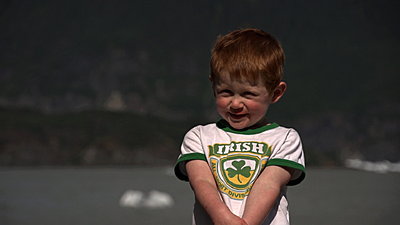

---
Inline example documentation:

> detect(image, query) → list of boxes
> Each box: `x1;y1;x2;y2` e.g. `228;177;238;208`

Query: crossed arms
186;160;292;225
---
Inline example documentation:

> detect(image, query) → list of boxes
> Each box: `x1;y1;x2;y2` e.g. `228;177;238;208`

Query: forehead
214;72;264;86
214;74;267;91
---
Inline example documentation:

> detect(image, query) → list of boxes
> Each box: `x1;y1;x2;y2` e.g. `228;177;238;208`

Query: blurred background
0;1;399;225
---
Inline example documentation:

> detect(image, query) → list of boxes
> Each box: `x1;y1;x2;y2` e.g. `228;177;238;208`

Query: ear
271;82;287;103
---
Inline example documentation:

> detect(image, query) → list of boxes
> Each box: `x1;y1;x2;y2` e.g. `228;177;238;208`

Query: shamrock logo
226;160;251;183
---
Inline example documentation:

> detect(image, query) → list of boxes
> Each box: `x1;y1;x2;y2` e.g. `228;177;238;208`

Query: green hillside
0;108;190;166
0;0;399;166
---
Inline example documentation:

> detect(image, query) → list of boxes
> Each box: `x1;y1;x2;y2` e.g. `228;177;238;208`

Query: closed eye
242;91;258;97
217;89;233;96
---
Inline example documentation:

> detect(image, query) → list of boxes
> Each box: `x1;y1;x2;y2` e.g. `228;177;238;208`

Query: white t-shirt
175;120;305;225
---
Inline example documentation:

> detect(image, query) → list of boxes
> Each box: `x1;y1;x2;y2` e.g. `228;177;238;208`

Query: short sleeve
267;129;305;185
174;126;207;181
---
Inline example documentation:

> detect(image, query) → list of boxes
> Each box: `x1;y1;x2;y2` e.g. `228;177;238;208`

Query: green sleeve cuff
267;158;306;186
174;153;207;181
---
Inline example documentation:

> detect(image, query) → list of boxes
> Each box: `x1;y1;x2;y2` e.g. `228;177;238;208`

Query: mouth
228;113;247;121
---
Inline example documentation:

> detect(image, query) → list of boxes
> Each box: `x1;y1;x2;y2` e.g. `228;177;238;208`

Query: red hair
210;28;285;92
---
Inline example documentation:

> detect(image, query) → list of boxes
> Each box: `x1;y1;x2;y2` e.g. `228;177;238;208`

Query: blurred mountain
0;0;399;166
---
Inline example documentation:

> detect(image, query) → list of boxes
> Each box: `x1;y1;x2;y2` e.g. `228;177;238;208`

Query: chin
227;120;250;130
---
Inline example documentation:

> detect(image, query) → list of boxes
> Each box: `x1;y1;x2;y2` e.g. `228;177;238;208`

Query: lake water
0;167;399;225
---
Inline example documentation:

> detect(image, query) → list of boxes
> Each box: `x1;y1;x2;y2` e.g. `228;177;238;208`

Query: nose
230;96;243;112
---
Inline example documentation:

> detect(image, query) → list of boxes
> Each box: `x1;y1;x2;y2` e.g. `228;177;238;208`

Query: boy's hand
213;213;248;225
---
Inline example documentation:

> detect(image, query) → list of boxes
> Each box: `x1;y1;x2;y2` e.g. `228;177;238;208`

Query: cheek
215;97;228;108
215;98;230;116
246;101;269;114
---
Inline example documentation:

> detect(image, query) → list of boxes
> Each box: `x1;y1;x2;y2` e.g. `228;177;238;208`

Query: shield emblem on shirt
220;155;260;190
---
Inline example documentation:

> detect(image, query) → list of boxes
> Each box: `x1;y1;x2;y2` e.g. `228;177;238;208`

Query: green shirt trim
174;153;207;181
267;158;306;186
216;119;279;135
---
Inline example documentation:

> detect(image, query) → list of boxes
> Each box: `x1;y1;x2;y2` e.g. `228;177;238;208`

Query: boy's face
213;76;275;130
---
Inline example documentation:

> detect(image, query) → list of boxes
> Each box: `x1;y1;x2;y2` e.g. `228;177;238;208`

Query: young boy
174;28;305;225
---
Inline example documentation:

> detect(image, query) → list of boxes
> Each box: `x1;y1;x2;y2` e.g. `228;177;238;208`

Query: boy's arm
186;160;248;225
242;165;292;225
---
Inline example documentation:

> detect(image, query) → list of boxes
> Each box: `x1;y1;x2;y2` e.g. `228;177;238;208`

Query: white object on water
345;159;400;173
119;190;144;207
143;190;174;208
119;190;174;209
